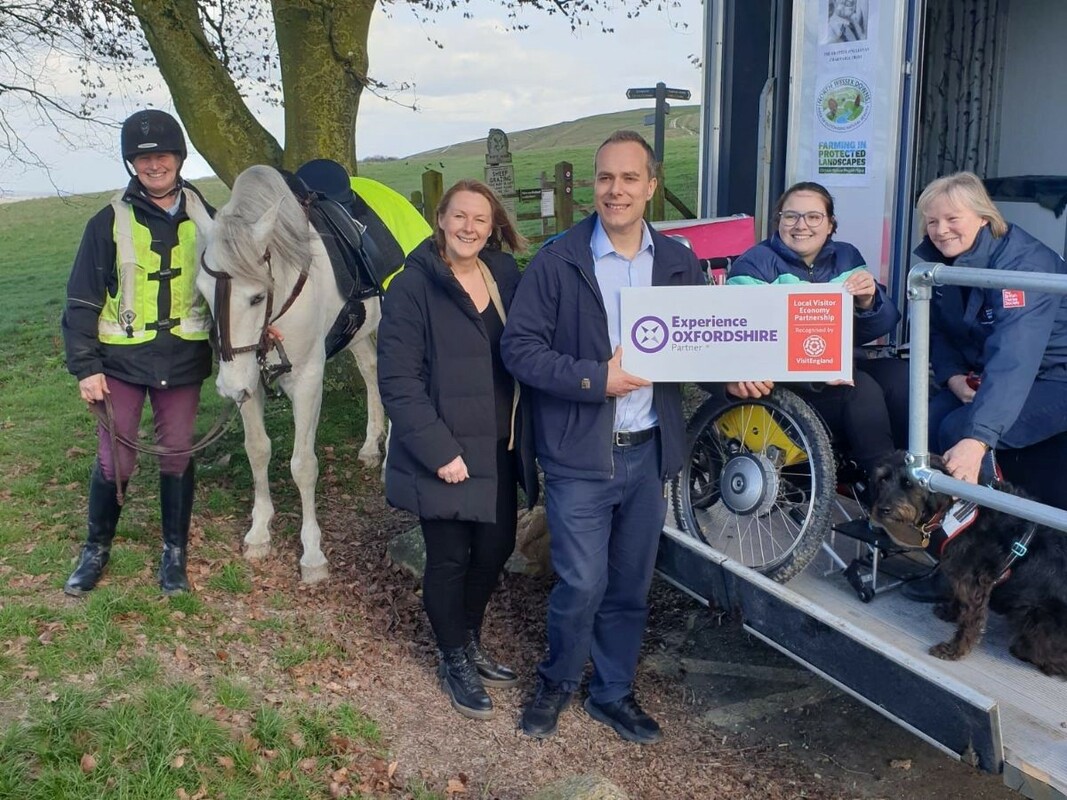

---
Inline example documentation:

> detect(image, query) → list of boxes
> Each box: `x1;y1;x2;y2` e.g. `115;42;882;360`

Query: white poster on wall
788;0;907;285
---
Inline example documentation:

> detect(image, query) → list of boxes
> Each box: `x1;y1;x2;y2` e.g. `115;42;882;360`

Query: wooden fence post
554;161;574;233
409;190;424;218
421;170;443;226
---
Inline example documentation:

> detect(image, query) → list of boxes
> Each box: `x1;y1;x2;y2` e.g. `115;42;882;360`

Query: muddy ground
256;462;1020;800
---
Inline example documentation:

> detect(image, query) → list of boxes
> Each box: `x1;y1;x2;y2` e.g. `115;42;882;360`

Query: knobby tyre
671;387;835;583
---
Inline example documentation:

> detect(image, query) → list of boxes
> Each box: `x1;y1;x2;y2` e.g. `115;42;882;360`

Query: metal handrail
906;262;1067;532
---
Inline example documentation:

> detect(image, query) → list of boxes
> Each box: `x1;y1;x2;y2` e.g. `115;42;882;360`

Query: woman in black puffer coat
377;179;536;721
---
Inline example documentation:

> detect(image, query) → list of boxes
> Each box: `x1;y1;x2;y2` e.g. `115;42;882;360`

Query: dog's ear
929;453;947;473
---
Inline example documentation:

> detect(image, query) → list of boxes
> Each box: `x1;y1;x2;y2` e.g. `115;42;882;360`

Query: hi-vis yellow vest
98;190;212;345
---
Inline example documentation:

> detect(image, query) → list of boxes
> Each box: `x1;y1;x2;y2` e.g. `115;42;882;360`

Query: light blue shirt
591;217;658;433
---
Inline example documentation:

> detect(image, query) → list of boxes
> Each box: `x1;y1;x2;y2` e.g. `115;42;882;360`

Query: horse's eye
250;293;266;307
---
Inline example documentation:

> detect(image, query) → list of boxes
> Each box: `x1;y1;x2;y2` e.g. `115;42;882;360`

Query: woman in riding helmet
61;109;214;596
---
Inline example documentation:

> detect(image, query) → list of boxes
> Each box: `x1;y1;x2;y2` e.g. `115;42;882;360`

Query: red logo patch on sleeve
1002;289;1026;308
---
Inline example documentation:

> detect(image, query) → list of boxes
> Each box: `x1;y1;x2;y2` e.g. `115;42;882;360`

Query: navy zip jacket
729;234;900;350
377;238;536;521
500;214;704;480
915;225;1067;448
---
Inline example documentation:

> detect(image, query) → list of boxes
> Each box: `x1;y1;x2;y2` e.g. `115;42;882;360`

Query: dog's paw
933;602;959;622
929;641;964;660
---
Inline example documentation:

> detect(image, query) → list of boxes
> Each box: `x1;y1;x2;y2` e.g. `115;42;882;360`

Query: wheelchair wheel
671;387;836;583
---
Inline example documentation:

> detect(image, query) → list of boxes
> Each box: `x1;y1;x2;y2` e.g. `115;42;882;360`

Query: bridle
200;246;310;387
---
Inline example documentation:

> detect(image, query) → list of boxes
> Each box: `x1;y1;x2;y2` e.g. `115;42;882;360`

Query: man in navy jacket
502;131;704;743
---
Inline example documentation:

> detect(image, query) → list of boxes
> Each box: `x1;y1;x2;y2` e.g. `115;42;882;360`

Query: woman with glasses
724;181;909;487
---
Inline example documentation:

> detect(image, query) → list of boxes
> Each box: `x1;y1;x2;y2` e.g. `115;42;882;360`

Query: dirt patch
201;460;1015;800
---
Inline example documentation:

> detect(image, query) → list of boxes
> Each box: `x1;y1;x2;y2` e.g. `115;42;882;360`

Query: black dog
869;451;1067;677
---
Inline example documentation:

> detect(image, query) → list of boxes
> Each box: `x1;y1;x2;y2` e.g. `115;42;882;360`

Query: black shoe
521;679;572;739
64;463;123;597
465;628;518;688
159;464;194;595
438;647;493;720
583;694;662;744
900;568;952;604
64;543;111;597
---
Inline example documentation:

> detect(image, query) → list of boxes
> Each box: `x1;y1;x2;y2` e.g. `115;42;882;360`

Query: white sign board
620;284;854;382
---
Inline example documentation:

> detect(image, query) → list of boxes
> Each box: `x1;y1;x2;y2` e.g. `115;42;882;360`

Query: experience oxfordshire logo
631;316;669;353
630;313;779;355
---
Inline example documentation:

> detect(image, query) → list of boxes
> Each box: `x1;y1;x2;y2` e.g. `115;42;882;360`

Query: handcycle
658;217;928;597
671;380;933;599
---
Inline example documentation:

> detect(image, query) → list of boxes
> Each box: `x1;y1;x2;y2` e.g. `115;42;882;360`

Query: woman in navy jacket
916;171;1067;486
377;179;535;722
726;181;909;481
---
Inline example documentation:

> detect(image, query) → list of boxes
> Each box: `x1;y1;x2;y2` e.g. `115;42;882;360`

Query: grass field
0;110;701;798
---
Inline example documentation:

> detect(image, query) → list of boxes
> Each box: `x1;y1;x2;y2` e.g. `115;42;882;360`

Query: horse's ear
251;200;281;253
929;453;947;472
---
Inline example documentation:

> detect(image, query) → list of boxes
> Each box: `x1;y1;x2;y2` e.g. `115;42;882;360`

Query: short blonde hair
916;171;1008;238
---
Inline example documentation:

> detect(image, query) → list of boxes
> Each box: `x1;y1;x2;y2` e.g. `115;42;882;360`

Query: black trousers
792;357;910;474
420;439;518;650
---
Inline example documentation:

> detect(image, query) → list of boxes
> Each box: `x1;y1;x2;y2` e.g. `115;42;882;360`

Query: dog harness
922;500;1037;584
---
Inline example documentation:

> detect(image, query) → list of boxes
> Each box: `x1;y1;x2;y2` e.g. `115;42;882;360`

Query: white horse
195;165;386;583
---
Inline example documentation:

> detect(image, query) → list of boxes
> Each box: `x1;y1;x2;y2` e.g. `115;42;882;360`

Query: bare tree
12;0;677;187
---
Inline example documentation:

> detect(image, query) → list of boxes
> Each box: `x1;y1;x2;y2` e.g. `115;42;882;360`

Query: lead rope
94;393;238;505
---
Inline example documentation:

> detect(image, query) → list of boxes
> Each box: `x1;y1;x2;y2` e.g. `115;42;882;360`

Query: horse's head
197;166;312;402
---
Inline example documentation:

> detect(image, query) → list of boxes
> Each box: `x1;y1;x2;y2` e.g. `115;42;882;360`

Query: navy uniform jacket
915;225;1067;448
729;234;900;350
500;214;704;481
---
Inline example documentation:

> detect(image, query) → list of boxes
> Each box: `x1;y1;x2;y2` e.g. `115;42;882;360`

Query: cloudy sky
3;1;705;197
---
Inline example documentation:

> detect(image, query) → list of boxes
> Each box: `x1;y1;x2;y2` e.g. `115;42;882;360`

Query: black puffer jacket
377;238;536;521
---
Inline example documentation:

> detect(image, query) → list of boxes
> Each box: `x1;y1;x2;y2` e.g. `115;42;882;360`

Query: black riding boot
159;462;195;595
465;628;519;688
438;647;494;720
64;463;123;597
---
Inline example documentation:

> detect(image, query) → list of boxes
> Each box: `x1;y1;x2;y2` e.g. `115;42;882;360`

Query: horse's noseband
200;247;308;386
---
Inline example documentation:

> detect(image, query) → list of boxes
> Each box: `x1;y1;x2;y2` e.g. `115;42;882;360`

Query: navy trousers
539;435;665;704
930;378;1067;452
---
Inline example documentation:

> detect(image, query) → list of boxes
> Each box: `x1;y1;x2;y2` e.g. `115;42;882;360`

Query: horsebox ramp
656;526;1067;800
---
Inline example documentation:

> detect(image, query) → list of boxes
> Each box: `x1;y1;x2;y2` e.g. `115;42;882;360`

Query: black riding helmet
120;109;187;176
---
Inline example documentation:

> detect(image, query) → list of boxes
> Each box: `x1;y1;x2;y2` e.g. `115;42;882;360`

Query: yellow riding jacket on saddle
350;177;432;289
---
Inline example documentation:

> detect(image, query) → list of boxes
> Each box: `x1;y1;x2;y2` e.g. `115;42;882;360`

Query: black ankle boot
65;463;123;597
901;566;952;604
159;462;194;595
438;647;493;720
465;628;518;688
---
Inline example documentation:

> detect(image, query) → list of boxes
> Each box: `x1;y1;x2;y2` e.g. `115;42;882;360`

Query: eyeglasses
778;210;827;227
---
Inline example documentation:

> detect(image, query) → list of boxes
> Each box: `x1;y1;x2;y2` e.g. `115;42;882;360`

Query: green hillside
399;105;700;160
1;107;701;229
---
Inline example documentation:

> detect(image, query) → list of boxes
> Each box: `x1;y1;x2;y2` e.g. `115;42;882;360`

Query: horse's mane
213;165;312;283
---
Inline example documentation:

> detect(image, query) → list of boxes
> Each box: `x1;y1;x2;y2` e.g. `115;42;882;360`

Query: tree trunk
272;0;375;173
133;0;283;185
132;0;376;185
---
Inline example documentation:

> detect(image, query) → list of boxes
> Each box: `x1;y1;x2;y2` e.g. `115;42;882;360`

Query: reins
91;393;238;505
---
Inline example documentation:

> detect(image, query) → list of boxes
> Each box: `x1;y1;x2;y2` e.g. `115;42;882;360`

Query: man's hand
946;374;977;404
725;380;775;399
79;373;109;404
436;455;470;484
605;346;651;398
943;438;988;485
